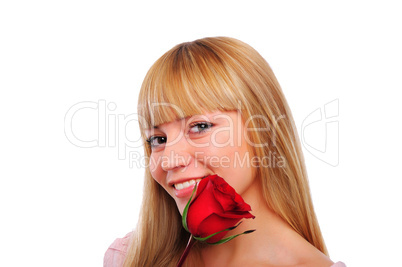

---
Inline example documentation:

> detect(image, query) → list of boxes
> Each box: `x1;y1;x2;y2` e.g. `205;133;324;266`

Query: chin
175;201;185;216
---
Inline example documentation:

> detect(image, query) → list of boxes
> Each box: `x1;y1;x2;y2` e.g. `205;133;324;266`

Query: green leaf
182;183;198;232
209;229;256;245
192;222;243;242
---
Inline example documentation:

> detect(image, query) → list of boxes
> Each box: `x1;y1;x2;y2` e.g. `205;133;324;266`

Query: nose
161;132;193;172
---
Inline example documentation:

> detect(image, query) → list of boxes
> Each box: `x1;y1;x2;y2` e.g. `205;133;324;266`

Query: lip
174;183;198;198
168;176;206;187
169;175;210;198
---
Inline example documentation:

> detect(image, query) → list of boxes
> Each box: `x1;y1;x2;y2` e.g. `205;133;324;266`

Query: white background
1;1;401;266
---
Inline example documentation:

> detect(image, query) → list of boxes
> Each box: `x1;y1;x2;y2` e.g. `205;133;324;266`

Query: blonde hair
124;37;328;267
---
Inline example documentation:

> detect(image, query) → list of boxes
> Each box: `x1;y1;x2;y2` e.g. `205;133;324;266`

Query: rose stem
176;235;196;267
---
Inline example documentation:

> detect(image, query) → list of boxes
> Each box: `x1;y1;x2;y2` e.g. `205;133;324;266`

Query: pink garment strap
331;261;347;267
103;232;132;267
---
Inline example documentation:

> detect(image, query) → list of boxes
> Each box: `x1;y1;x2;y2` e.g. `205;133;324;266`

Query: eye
188;122;213;134
146;136;167;148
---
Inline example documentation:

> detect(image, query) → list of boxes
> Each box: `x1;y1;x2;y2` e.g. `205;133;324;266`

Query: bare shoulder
230;248;333;267
281;232;334;267
297;243;334;267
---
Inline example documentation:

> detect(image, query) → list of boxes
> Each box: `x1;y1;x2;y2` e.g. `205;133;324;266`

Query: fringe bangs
137;41;246;130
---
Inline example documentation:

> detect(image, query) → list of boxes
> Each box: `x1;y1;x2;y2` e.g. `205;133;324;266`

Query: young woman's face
145;110;258;214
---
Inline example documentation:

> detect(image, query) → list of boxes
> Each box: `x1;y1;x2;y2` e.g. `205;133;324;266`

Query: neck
198;181;330;266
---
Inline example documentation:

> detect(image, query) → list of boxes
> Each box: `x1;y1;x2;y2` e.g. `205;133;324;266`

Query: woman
104;37;345;266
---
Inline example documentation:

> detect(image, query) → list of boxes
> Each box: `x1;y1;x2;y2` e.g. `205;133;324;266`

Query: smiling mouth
174;178;202;190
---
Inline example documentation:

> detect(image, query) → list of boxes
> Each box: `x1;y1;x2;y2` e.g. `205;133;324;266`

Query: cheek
205;130;255;195
207;126;251;168
149;154;163;184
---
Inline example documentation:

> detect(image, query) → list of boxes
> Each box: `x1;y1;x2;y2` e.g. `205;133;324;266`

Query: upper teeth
174;178;202;190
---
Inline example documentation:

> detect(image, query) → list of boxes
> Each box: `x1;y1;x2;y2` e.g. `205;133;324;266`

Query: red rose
186;175;255;243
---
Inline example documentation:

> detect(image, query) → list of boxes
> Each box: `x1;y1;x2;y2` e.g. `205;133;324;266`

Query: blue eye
146;136;166;148
146;122;212;148
189;122;213;134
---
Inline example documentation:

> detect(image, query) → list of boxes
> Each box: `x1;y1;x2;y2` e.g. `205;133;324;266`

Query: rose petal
196;213;240;243
191;176;209;202
187;180;223;234
185;174;255;244
215;210;255;219
213;188;237;211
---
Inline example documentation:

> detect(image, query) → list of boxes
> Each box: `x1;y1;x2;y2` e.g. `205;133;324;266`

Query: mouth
173;178;202;190
172;175;209;198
